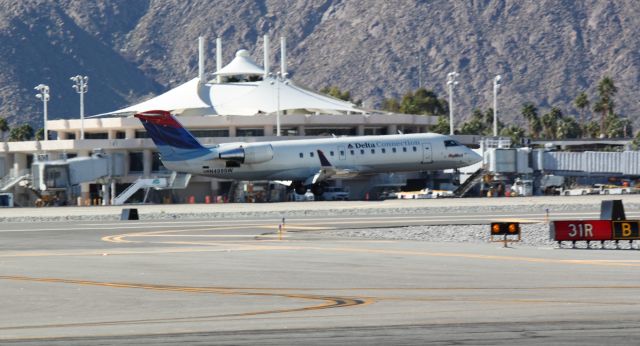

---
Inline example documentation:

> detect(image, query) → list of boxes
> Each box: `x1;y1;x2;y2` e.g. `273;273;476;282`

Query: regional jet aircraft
135;110;482;196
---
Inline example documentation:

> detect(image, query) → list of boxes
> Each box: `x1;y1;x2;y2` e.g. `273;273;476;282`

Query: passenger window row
299;146;418;158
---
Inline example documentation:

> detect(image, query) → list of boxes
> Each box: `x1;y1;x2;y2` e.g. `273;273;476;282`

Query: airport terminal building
0;38;439;206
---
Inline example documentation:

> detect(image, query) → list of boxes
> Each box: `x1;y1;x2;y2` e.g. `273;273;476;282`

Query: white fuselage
160;133;481;181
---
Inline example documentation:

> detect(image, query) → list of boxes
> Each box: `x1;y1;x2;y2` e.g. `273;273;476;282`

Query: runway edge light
490;222;520;235
490;222;521;247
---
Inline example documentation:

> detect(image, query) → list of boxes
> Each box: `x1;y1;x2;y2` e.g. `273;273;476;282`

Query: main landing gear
291;181;326;197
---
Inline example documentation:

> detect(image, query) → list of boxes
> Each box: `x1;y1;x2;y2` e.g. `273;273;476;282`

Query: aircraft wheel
293;182;307;195
311;184;325;196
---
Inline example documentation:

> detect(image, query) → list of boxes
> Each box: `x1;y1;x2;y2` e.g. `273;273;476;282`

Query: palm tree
541;107;563;139
500;125;526;144
531;117;542;139
0;117;8;141
521;103;539;138
573;92;589;137
8;124;33;141
431;116;450;134
382;98;400;112
35;128;45;141
556;117;581;139
584;121;600;138
604;114;632;138
459;109;489;135
594;77;617;137
320;86;351;101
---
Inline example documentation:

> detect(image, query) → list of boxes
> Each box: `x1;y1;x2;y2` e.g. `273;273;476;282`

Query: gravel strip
2;201;639;223
322;223;640;249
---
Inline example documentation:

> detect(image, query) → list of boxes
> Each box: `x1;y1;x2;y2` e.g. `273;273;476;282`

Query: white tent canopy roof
100;76;363;117
104;77;211;115
209;78;362;115
214;49;265;76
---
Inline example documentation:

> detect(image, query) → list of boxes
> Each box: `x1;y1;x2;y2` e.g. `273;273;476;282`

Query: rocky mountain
0;0;638;132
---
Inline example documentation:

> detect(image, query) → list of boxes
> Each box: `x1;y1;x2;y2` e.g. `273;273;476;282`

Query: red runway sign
552;220;612;241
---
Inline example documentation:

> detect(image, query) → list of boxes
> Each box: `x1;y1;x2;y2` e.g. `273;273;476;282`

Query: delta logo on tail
135;110;211;161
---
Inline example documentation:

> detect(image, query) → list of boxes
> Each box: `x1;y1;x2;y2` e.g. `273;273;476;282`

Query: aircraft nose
465;149;482;166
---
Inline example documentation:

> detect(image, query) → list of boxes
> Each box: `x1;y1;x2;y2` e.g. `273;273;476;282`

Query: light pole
493;74;502;137
70;75;88;139
446;72;459;135
34;84;50;141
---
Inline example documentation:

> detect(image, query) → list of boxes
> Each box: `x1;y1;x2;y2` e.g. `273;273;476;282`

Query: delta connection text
348;139;422;149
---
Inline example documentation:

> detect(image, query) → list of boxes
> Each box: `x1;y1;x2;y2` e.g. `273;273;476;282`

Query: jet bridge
30;151;191;205
31;151;124;191
484;148;640;177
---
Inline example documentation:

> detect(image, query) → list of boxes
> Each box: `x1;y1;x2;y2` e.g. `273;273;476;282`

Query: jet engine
218;144;274;164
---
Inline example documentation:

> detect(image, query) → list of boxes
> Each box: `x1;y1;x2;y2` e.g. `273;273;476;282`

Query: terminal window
135;131;149;138
85;132;108;140
129;152;144;172
151;152;168;172
192;129;230;137
280;128;299;136
237;128;264;137
364;127;388;136
305;127;356;136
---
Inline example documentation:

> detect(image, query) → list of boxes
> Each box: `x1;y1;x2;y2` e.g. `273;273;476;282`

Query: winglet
317;150;333;167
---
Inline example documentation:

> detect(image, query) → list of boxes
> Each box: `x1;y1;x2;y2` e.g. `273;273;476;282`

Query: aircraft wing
272;180;293;186
304;150;361;185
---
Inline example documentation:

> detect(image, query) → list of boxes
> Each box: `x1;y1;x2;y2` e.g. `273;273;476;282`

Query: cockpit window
444;140;460;147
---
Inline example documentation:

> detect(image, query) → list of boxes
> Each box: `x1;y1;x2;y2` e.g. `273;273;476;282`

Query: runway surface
2;201;640;344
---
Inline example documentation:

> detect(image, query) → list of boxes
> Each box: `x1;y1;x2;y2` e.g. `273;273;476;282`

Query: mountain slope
0;0;638;132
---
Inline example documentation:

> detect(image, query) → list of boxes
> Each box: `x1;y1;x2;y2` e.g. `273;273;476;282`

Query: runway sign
552;220;612;241
490;222;520;236
612;221;640;240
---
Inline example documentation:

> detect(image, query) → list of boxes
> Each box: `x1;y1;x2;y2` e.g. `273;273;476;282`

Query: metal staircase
113;177;168;205
227;181;246;203
453;168;485;197
0;169;31;192
113;171;193;205
167;172;191;189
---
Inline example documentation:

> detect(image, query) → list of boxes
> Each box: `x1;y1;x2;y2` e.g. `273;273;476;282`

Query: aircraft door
422;143;433;164
338;146;346;161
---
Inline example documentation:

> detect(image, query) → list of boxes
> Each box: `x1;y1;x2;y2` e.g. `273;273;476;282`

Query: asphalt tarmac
2;199;640;345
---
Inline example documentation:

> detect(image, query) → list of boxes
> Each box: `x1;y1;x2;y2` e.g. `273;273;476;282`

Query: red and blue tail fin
134;110;211;161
